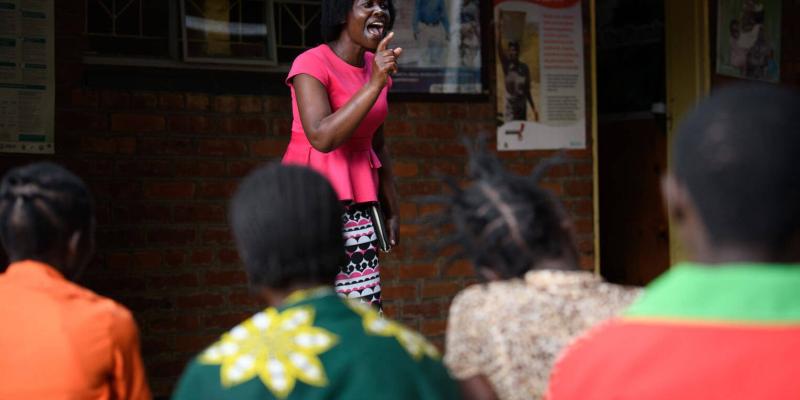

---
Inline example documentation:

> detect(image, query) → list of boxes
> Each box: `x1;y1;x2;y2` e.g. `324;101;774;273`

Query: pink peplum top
282;44;391;204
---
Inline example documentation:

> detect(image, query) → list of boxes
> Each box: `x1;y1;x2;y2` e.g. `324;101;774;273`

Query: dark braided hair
0;162;94;263
424;140;578;279
229;163;345;289
321;0;396;42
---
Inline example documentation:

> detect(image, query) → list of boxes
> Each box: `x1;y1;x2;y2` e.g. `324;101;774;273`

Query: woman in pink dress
282;0;402;309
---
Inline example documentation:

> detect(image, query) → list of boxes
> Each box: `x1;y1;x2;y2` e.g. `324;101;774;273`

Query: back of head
229;163;344;289
430;141;578;279
0;162;94;265
673;84;800;255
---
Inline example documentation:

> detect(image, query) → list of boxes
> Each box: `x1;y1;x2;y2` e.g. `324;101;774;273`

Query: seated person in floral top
429;143;639;400
173;163;458;400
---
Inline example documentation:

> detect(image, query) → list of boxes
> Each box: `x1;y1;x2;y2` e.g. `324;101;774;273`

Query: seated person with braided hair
430;144;639;400
173;163;458;400
0;162;151;399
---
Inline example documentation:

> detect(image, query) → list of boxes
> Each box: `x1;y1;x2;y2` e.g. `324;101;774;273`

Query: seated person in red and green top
172;163;458;400
546;84;800;399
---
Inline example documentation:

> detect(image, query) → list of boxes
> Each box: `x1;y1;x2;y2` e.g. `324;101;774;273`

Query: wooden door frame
590;0;599;274
591;0;711;273
664;0;711;263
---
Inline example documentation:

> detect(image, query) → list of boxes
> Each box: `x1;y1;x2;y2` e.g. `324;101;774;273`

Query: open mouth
366;21;385;39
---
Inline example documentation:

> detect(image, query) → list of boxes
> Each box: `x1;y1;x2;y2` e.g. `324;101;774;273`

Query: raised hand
371;32;403;87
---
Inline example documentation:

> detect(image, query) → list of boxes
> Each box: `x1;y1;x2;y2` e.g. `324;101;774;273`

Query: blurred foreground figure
0;162;151;400
430;143;638;400
172;163;458;400
547;84;800;399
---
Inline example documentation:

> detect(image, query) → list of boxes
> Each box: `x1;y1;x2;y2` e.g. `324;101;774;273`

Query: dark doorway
597;0;670;286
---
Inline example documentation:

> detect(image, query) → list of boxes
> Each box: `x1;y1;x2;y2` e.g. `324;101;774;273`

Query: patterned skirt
337;203;382;309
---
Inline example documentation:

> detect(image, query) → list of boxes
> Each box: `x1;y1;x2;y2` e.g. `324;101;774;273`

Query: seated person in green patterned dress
172;163;459;400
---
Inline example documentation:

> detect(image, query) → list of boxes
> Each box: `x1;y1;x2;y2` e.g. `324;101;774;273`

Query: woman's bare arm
294;34;402;153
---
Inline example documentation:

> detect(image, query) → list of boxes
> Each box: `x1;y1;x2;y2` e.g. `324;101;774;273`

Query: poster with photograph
716;0;780;82
495;0;585;151
390;0;484;93
0;0;54;154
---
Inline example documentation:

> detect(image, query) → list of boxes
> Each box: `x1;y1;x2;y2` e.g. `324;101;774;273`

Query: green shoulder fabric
625;262;800;323
172;291;459;400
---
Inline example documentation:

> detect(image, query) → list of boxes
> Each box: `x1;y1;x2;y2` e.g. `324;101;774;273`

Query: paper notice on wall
0;0;54;154
495;0;586;151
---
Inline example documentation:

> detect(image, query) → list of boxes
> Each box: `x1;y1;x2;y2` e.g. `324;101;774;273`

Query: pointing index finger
377;31;394;52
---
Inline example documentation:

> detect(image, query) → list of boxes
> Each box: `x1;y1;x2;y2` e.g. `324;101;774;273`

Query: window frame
179;0;279;66
83;0;297;72
81;0;492;101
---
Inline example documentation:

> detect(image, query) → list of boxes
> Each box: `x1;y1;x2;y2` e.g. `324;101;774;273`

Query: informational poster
390;0;484;94
0;0;54;154
495;0;585;151
716;0;780;82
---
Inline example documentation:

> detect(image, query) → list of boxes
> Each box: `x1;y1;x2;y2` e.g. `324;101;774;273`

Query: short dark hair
673;84;800;254
508;41;520;50
0;162;94;262
321;0;396;42
229;163;345;289
426;140;577;279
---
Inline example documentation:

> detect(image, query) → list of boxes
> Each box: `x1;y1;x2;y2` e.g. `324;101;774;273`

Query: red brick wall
0;1;594;396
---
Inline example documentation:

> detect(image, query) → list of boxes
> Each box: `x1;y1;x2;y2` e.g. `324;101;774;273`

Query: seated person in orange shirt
0;162;151;400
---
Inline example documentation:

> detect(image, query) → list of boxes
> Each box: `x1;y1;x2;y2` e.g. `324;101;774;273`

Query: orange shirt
0;260;151;400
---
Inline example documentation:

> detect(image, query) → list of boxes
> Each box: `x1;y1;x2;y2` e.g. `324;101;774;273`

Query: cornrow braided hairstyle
229;163;345;289
423;139;578;279
0;162;94;262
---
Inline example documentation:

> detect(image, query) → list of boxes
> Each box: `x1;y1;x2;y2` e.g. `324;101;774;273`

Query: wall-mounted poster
0;0;55;154
716;0;781;82
390;0;484;94
495;0;585;151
